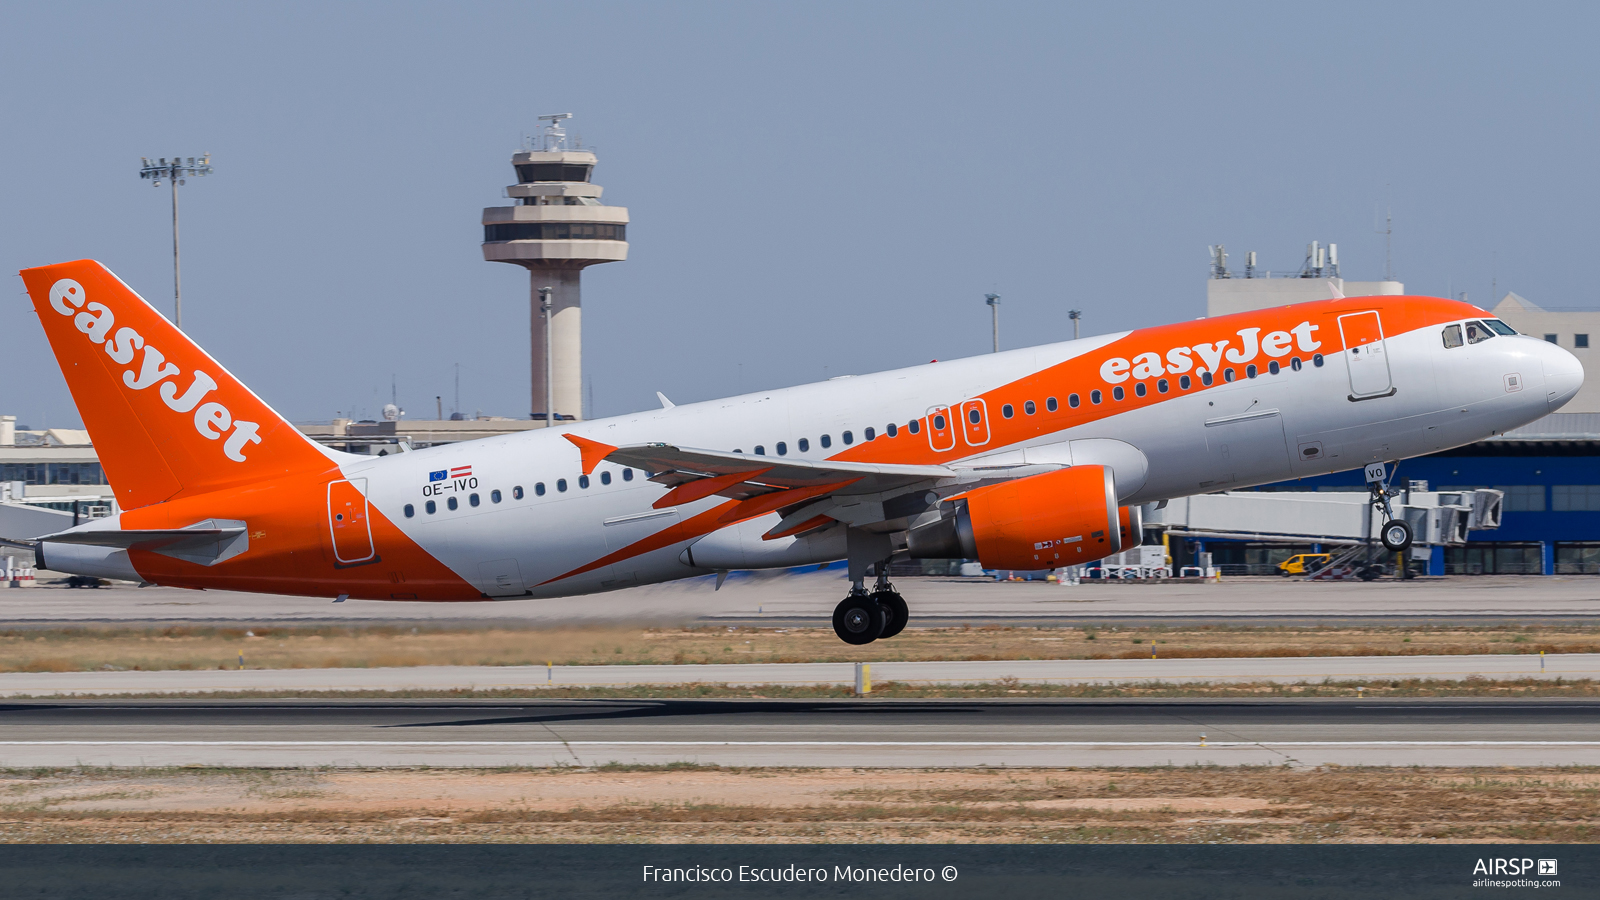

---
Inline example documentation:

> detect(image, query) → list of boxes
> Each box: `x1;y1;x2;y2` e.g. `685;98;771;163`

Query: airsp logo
1472;858;1553;876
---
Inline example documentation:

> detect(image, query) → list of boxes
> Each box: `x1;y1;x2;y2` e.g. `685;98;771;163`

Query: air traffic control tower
482;114;628;423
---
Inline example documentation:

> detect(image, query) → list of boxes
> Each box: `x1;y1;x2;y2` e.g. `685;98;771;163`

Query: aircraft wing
565;435;1061;539
611;443;956;496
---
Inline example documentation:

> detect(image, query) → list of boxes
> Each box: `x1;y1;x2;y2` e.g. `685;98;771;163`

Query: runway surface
5;571;1600;626
1;697;1596;768
0;652;1592;697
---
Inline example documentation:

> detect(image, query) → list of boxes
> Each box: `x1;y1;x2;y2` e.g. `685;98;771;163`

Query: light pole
1068;308;1082;340
984;293;1001;353
539;286;554;427
139;154;213;329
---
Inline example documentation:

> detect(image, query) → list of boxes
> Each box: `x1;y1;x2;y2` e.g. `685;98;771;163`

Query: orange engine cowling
906;465;1122;569
1119;503;1143;552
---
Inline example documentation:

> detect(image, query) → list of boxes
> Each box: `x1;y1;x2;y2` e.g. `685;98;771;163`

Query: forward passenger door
1338;311;1394;398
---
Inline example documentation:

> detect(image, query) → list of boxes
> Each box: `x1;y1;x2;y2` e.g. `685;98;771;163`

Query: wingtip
562;433;618;476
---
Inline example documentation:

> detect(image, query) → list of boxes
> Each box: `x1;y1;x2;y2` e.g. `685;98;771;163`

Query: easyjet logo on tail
1099;322;1324;384
48;278;262;462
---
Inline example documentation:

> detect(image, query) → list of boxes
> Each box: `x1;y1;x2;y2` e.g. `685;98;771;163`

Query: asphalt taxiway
1;698;1594;768
4;571;1600;626
0;652;1592;697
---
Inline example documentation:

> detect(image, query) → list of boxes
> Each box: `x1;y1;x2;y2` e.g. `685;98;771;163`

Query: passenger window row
734;420;924;457
731;349;1337;461
719;344;1349;465
992;354;1327;416
403;467;639;518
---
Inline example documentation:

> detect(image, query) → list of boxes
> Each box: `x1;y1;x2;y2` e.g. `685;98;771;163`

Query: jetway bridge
1144;489;1504;578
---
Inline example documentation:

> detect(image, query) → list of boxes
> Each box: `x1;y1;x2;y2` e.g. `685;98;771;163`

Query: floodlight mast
138;154;213;328
985;293;1001;353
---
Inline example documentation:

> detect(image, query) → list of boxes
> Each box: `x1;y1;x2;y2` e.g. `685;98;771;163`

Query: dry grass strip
0;765;1595;844
0;623;1594;673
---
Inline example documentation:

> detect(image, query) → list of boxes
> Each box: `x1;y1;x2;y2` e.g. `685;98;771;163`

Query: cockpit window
1442;324;1464;348
1485;319;1518;336
1465;320;1496;344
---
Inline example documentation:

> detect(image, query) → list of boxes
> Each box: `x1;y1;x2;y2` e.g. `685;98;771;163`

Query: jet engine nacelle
906;465;1123;569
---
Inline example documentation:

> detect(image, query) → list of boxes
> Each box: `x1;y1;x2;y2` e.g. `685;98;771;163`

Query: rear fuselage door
1338;310;1394;398
327;478;377;565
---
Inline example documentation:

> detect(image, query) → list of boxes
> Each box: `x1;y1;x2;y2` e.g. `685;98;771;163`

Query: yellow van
1278;553;1333;576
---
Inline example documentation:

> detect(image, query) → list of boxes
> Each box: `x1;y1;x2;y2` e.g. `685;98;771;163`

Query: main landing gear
832;570;908;645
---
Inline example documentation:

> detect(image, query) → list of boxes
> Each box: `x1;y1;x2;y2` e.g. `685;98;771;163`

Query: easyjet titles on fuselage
1098;321;1323;384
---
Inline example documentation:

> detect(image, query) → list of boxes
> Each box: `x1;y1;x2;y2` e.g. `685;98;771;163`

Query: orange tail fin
20;260;337;510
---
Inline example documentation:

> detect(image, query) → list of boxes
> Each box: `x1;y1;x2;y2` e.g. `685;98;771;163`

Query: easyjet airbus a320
13;260;1585;643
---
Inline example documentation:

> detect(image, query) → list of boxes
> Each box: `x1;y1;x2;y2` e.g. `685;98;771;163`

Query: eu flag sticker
429;470;447;482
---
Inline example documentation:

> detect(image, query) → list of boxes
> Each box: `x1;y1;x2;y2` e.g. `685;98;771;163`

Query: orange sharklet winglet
653;467;774;510
563;434;618;476
762;514;833;541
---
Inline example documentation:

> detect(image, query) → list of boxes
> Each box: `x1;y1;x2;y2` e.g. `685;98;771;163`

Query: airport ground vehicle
1277;553;1333;576
12;261;1583;643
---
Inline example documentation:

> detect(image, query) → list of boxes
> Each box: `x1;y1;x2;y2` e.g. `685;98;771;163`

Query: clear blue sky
4;1;1596;429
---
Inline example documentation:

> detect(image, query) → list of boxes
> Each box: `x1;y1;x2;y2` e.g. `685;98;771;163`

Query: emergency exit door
926;405;956;452
327;478;377;565
960;399;991;447
1338;310;1394;398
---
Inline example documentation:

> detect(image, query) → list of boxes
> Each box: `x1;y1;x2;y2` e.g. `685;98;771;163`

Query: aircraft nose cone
1541;340;1585;411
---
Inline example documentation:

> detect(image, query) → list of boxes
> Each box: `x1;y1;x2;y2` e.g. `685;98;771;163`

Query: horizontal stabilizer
38;527;242;549
38;519;249;567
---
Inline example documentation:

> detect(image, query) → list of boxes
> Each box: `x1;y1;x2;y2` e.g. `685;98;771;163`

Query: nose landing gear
831;568;910;644
1366;461;1414;552
1381;518;1413;553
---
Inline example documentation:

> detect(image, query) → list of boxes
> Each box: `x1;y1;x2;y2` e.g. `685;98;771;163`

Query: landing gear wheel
873;591;908;639
833;594;886;645
1380;519;1413;552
